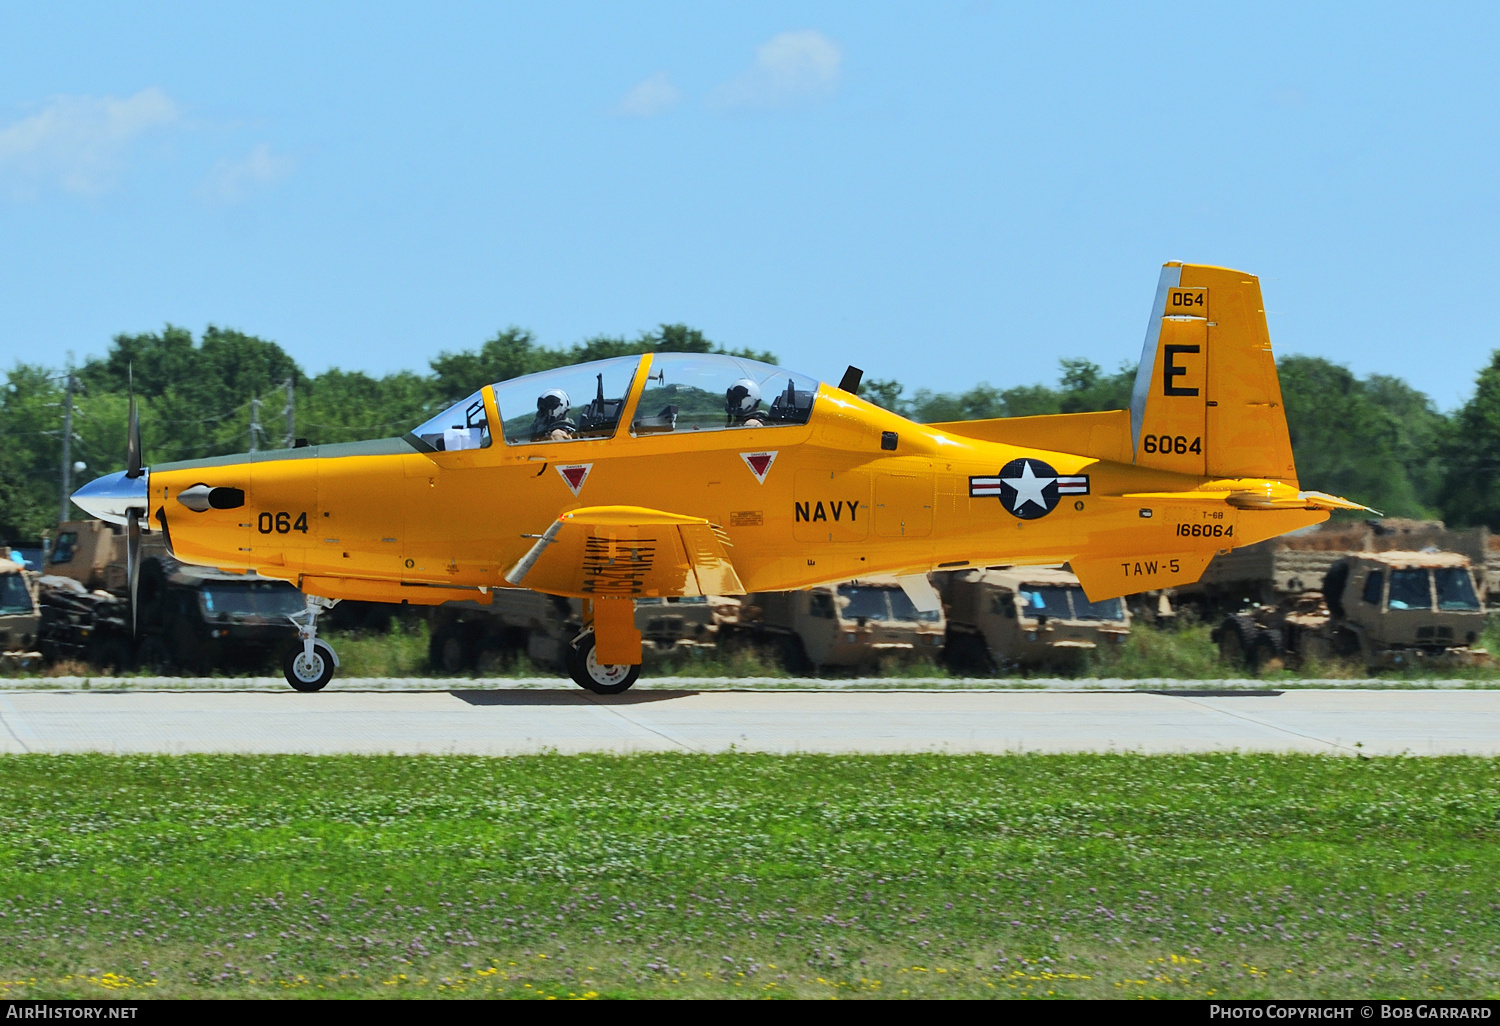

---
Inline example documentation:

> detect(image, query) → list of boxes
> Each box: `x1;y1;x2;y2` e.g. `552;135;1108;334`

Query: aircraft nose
72;469;149;526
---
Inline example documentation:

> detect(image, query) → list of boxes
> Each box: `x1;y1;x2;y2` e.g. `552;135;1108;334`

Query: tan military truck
934;566;1130;674
427;592;735;674
0;552;43;672
36;519;301;672
1180;518;1493;615
1214;550;1491;673
722;576;946;674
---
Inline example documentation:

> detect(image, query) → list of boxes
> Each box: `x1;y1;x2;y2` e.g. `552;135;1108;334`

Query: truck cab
0;556;42;672
1325;551;1488;666
937;566;1131;674
731;576;946;674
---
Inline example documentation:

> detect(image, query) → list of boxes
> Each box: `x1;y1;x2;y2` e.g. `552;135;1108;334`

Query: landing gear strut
284;594;340;692
565;597;641;694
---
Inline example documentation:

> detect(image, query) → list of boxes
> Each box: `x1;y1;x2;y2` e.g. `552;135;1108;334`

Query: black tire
284;640;336;692
136;636;173;673
1247;630;1286;675
1215;616;1256;669
565;629;640;694
1331;625;1362;659
944;631;996;676
428;622;473;674
778;633;812;676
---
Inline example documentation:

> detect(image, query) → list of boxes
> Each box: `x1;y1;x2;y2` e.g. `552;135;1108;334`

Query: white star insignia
1004;461;1055;513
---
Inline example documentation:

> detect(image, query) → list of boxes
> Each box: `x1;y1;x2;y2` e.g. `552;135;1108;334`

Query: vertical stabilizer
1128;263;1297;483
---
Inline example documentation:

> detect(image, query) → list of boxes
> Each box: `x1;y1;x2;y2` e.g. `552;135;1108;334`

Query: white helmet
538;389;570;417
726;378;761;416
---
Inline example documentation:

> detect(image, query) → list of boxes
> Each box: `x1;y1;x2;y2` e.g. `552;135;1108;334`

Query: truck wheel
779;634;812;676
428;623;472;674
1330;626;1362;659
284;641;336;692
1248;631;1286;674
944;632;996;676
1216;616;1255;669
565;629;640;695
137;636;172;673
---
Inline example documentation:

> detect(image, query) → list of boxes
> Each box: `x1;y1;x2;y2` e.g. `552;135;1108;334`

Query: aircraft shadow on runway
1142;689;1284;697
449;689;699;706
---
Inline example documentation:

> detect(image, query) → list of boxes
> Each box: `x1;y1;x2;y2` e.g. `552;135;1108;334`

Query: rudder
1128;263;1297;483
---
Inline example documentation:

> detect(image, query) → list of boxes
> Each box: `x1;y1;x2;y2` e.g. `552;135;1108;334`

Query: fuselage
115;366;1321;604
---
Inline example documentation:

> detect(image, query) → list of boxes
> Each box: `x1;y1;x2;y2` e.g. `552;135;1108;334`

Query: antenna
282;377;295;448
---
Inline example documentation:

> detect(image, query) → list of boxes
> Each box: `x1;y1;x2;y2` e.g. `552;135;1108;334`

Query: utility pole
58;372;76;523
249;395;262;453
282;377;295;448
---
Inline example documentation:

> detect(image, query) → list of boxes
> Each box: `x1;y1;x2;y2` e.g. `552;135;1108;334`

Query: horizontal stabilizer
505;505;745;598
1071;551;1216;603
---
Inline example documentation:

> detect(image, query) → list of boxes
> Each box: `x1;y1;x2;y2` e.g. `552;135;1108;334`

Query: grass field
0;753;1498;999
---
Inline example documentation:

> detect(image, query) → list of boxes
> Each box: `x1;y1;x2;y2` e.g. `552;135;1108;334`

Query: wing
504;505;745;598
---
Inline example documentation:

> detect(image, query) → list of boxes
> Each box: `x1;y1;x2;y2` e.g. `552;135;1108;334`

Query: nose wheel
284;594;340;691
284;640;337;692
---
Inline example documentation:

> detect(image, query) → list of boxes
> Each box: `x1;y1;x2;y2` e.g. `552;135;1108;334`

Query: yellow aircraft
74;263;1364;692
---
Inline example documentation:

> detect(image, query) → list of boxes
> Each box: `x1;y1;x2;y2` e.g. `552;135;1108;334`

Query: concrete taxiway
0;687;1497;756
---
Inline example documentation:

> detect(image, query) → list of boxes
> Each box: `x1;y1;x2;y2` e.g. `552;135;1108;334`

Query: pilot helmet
725;378;761;417
537;388;570;419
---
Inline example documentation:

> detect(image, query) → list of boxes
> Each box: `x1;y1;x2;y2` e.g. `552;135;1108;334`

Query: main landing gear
284;594;340;692
565;597;642;695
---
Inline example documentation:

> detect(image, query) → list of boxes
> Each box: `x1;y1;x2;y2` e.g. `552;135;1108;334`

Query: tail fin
1128;263;1297;483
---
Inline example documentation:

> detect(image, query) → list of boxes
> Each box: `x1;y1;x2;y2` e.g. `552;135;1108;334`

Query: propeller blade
127;507;141;636
126;383;142;480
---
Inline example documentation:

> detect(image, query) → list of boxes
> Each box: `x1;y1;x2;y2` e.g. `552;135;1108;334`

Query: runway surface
1;687;1498;756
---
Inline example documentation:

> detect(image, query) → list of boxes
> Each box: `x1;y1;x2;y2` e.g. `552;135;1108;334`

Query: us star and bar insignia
969;458;1088;520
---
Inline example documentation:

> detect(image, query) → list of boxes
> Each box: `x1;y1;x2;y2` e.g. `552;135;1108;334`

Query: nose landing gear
284;594;340;691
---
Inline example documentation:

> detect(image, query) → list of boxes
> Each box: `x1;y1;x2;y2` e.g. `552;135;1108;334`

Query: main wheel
284;640;336;692
565;629;640;694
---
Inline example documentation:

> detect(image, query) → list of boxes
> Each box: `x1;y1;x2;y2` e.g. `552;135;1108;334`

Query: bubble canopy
408;354;821;451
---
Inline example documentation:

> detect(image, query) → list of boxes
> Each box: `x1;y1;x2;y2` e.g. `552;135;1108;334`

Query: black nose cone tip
71;469;149;525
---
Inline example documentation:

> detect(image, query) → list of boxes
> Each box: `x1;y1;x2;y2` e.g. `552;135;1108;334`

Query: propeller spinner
71;378;150;634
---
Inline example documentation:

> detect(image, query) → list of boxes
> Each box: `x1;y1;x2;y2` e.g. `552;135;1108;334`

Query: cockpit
407;353;819;452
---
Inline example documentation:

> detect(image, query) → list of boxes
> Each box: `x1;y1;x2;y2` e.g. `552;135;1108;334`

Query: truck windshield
1434;568;1481;611
838;585;895;622
1018;586;1071;617
201;581;306;618
887;587;942;623
1018;585;1124;621
1386;569;1432;611
0;574;31;615
1070;589;1126;621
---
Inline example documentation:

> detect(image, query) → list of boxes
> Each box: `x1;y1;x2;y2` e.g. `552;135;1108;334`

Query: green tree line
4;322;1499;542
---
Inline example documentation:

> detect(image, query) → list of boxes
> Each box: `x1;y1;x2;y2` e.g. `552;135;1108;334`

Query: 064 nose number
257;511;309;534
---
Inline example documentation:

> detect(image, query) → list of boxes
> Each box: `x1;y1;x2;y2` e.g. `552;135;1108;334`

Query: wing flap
505;505;744;598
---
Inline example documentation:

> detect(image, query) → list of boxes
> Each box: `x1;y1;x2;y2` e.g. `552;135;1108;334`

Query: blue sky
2;3;1498;408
